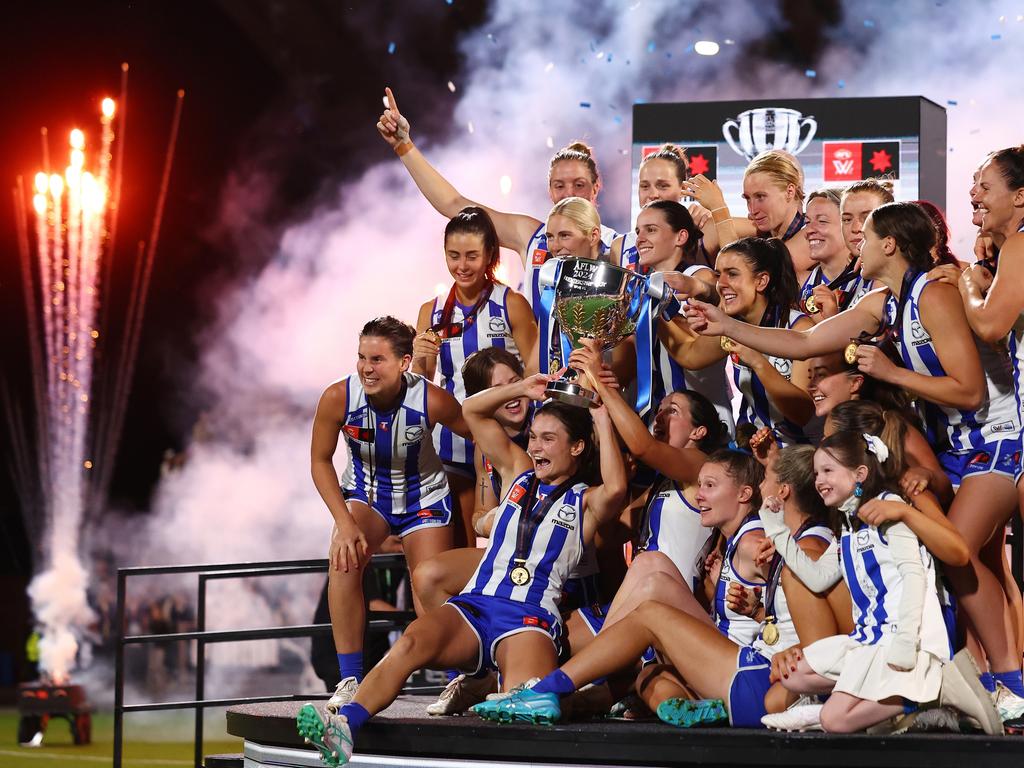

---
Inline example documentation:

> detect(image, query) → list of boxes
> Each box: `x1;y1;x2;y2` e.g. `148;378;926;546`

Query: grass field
0;708;242;767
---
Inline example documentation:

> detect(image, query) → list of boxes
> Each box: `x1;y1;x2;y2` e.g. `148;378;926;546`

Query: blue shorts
575;601;610;636
343;491;452;537
727;646;771;727
939;436;1023;489
446;593;562;675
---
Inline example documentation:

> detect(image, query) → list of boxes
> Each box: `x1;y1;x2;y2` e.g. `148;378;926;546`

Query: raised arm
412;299;439;380
463;374;549;478
684;289;887;361
581;405;628;542
377;87;541;260
958;235;1024;342
857;494;968;567
471;446;500;538
658;314;729;370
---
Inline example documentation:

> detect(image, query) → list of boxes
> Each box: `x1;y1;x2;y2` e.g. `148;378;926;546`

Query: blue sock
901;698;919;715
993;669;1024;697
979;672;996;693
337;652;363;682
338;703;370;735
531;669;576;697
446;669;460;683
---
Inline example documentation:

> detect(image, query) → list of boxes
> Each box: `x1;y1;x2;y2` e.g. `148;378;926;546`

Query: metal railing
112;555;416;768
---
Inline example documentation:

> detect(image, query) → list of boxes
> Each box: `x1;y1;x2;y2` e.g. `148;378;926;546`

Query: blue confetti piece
387;41;396;54
635;98;647;105
805;69;817;78
837;79;845;88
580;102;592;108
607;53;613;62
666;52;672;58
863;19;875;27
647;41;656;52
684;44;694;53
590;40;597;51
614;115;623;124
947;99;958;105
446;0;453;4
992;33;1002;40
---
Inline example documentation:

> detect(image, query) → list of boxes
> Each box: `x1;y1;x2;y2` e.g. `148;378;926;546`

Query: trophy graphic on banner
722;107;817;162
538;258;670;407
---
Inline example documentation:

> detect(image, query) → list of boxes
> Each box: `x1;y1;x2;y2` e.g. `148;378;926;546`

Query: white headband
863;433;889;463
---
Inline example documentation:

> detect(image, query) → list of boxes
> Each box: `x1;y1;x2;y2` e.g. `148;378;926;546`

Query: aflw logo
832;148;855;175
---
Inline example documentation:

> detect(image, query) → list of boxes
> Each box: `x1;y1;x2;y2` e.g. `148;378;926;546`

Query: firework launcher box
17;681;92;746
630;96;946;224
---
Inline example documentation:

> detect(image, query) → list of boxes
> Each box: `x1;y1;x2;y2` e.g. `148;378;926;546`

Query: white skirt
803;634;942;703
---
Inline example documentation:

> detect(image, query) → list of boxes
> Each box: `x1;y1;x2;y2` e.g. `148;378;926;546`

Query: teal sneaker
656;697;728;728
296;703;354;766
474;688;562;725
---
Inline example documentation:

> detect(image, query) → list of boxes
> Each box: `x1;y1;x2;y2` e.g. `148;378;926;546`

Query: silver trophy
722;107;817;162
538;258;670;407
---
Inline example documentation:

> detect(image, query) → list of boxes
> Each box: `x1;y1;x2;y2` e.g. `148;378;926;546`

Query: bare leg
411;548;483;612
945;475;1019;673
494;631;560;690
328;503;391;654
819;692;903;733
982;525;1024;657
778;656;836;696
352;606;479;715
563;609;597;657
400;524;454;617
635;663;694;711
601;551;685;631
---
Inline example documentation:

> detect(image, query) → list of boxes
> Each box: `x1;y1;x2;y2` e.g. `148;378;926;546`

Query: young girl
661;237;815;447
297;373;627;766
474;450;780;728
412;208;536;546
759;431;1001;734
309;317;470;714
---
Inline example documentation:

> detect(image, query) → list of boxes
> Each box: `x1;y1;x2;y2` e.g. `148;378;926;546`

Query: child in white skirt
758;430;1000;733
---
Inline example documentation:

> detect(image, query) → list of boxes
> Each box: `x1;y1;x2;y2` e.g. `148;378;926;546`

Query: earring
854;481;864;498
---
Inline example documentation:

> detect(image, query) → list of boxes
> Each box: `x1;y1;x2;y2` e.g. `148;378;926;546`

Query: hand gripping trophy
538;257;671;407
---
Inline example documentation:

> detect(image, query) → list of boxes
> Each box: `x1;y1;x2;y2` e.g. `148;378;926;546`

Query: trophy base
545;380;599;408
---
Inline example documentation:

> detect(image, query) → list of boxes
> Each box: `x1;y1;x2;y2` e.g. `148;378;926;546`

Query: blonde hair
744;150;805;201
549;141;599;184
547;196;601;237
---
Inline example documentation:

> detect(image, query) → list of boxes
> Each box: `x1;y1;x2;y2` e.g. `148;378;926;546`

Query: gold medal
425;328;441;345
804;295;820;314
720;337;735;352
761;619;780;646
549;357;561;373
509;565;532;586
844;342;860;365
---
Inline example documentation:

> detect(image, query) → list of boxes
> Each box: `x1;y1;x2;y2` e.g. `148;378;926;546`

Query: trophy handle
646;272;667;300
722;119;745;159
537;256;563;288
794;116;817;156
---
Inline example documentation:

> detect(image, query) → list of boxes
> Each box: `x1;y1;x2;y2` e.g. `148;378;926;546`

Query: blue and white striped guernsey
751;522;834;659
1010;224;1024;428
462;470;588;618
430;283;522;467
339;372;450;515
637;475;712;593
885;272;1020;452
840;492;949;658
798;263;873;313
732;308;811;446
713;513;767;647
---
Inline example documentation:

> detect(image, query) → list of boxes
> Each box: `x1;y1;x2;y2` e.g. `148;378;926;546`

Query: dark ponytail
867;202;936;272
721;236;800;317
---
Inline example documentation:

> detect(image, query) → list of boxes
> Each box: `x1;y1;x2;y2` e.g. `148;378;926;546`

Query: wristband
394;141;414;157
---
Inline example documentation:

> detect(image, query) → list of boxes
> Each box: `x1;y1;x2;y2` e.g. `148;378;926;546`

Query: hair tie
727;440;753;456
863;433;889;463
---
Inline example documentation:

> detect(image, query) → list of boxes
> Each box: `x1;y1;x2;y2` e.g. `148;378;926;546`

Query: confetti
805;69;817;78
580;102;592;108
613;115;623;124
607;53;613;62
467;121;474;134
991;33;1002;40
947;99;958;105
647;41;656;52
837;79;846;89
546;136;554;149
387;41;396;54
595;50;605;59
544;62;554;72
863;19;875;27
724;39;735;45
447;81;456;93
499;175;512;195
694;40;719;56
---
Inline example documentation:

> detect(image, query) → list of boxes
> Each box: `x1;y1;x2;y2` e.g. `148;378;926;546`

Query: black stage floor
226;695;1024;768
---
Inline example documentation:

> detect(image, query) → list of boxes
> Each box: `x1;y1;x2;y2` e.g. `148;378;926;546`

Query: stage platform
226;695;1024;768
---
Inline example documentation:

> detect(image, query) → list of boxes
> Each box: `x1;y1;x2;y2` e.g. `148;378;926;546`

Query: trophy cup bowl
539;257;651;407
722;107;817;162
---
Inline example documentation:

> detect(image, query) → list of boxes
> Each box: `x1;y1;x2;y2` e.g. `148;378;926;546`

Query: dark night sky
0;0;491;577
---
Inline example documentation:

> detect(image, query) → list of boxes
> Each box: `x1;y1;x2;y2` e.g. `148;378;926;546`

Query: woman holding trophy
411;207;537;547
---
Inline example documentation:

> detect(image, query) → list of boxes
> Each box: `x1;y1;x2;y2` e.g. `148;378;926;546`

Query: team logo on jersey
483;457;493;474
379;421;390;432
969;451;992;466
488;316;508;334
404;426;424;443
343;424;374;442
557;504;577;522
509;484;527;505
522;615;550;629
532;249;549;266
909;319;927;343
774;358;792;378
855;530;871;549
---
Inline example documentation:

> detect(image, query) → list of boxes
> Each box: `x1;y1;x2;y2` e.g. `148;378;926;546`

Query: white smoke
127;0;1020;682
27;552;94;684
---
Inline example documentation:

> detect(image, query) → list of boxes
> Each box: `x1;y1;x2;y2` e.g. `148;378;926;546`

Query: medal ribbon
779;211;807;242
635;276;683;419
511;471;581;572
432;280;494;338
538;274;559;374
763;518;825;621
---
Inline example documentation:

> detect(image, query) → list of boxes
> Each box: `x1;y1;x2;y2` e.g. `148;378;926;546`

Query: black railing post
1011;516;1023;591
193;573;207;768
113;568;127;768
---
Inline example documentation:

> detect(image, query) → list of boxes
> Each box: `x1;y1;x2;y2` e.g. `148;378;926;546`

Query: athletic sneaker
607;694;654;721
483;677;540;702
473;687;561;725
941;650;1003;734
761;702;823;732
995;682;1024;722
656;697;728;728
296;704;353;767
326;677;359;715
426;672;498;716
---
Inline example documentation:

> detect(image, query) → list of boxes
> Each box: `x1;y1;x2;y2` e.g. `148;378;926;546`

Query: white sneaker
426;672;498;716
941;650;1003;734
995;682;1024;722
761;702;823;732
484;676;540;702
326;676;359;715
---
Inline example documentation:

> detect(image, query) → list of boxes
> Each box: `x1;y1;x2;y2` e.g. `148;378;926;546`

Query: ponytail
721;236;800;316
